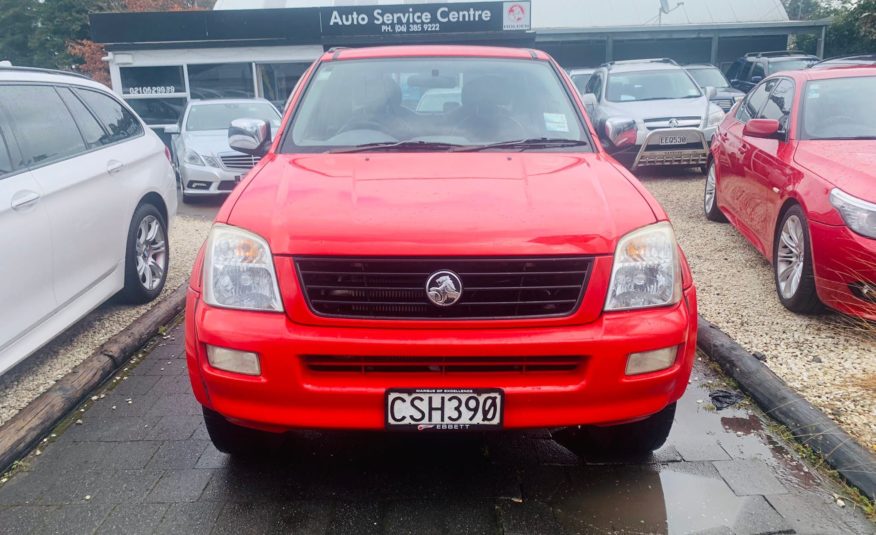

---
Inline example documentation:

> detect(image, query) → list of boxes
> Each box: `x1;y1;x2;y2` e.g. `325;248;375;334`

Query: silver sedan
167;99;281;202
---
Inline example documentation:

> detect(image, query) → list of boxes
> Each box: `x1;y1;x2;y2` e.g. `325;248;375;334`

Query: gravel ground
639;169;876;450
0;214;213;427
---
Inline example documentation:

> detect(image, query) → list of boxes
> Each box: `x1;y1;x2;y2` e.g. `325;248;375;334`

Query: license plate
659;135;688;145
386;388;503;430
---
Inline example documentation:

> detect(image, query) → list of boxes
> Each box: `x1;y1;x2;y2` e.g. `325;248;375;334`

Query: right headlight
184;149;205;166
829;188;876;239
605;222;682;312
203;224;284;312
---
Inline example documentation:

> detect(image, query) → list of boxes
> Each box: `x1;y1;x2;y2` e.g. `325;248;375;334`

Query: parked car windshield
186;102;280;132
768;58;818;75
686;67;730;89
606;70;702;102
801;76;876;140
284;57;590;152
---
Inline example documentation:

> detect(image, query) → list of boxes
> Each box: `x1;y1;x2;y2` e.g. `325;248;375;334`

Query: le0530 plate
385;388;504;431
659;135;688;145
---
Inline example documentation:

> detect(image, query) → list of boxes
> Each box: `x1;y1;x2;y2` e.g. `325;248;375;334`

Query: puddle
551;464;775;534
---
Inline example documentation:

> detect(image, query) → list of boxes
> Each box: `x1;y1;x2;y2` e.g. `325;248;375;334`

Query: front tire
774;206;823;314
554;403;676;460
203;407;281;457
703;161;727;222
119;203;168;304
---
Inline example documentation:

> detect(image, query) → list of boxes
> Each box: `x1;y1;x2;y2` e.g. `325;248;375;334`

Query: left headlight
203;224;284;312
705;106;725;127
605;222;682;312
830;188;876;239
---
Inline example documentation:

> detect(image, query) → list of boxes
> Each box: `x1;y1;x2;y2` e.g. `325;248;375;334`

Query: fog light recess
626;347;678;376
206;345;261;376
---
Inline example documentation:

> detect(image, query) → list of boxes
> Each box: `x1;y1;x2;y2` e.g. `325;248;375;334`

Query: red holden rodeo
185;46;698;458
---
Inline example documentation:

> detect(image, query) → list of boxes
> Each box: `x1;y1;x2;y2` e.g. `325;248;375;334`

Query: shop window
126;97;188;126
120;66;184;96
188;63;255;100
257;63;308;109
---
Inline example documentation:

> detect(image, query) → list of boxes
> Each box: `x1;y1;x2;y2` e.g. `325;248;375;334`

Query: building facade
89;0;829;133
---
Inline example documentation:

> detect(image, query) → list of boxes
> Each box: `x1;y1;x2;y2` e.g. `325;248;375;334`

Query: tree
0;1;38;66
68;0;212;84
29;0;104;69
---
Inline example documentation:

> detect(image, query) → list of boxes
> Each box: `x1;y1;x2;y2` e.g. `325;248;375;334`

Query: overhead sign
320;1;531;37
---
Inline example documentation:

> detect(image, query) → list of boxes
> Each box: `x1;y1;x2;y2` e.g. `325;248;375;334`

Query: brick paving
0;323;873;534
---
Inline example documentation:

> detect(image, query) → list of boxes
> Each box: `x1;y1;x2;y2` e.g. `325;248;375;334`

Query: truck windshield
282;57;590;152
606;70;702;102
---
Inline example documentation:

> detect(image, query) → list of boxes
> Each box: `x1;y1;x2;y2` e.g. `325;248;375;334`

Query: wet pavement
0;323;873;535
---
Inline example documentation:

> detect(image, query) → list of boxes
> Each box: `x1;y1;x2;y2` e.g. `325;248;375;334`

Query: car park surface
1;321;873;535
707;67;876;321
0;67;177;378
185;45;699;457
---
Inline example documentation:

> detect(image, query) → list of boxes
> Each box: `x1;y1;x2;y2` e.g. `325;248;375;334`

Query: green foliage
0;0;103;69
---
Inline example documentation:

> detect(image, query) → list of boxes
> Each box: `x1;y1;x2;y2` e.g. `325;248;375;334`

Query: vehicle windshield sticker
544;113;569;133
807;83;820;99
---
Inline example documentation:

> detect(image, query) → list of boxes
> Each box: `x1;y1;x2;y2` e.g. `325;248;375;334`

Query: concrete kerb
697;316;876;502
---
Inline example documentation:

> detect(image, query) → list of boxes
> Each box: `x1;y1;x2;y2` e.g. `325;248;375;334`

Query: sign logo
668;118;679;128
426;270;463;307
503;2;530;30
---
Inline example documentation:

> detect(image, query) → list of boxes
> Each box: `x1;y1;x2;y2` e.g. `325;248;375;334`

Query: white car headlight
705;107;725;127
203;224;284;312
605;222;682;311
830;188;876;239
184;150;205;166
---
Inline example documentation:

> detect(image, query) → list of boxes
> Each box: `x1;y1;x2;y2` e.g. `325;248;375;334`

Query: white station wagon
0;66;177;376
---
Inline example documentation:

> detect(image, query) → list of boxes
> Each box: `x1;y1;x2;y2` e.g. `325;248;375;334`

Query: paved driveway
0;323;872;534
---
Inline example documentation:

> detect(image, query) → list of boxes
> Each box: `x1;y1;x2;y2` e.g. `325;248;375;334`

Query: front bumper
185;286;698;432
179;163;246;196
631;127;713;170
809;220;876;321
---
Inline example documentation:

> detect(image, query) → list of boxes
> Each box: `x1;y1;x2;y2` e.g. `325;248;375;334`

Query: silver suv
581;58;725;171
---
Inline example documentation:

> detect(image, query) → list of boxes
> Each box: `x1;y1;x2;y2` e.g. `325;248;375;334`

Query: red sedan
706;67;876;320
185;46;698;457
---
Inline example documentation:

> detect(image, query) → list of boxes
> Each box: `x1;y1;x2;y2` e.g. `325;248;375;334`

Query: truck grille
644;116;702;130
294;257;593;319
220;153;260;171
303;355;584;374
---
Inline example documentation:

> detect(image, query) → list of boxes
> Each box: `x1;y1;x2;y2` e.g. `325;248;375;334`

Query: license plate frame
659;135;688;145
385;388;504;431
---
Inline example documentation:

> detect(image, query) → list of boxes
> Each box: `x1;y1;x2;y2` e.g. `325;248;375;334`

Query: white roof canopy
212;0;790;29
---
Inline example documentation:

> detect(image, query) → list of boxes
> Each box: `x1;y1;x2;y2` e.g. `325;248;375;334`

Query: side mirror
704;86;718;99
229;118;271;157
164;125;180;135
750;76;763;84
603;118;638;151
743;118;781;139
580;93;598;116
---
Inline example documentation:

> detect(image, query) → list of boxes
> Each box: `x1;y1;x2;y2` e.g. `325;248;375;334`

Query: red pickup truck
184;45;698;458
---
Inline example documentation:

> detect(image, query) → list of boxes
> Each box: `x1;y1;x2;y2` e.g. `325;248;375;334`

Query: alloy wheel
135;215;167;291
704;164;717;214
776;215;805;299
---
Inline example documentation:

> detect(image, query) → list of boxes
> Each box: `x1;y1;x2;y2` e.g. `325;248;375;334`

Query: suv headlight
830;188;876;239
605;222;682;311
203;224;284;312
705;107;725;127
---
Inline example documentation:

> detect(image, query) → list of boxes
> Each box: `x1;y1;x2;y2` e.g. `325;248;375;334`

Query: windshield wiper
455;138;590;152
329;141;464;154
